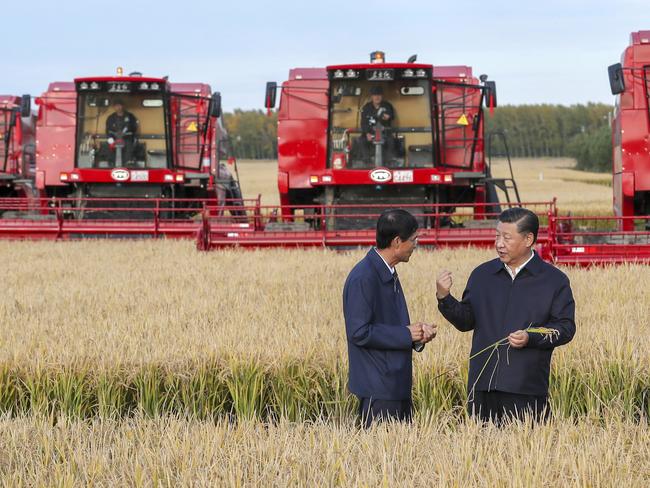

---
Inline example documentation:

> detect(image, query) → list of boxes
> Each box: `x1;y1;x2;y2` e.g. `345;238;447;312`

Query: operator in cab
105;98;139;165
359;85;396;165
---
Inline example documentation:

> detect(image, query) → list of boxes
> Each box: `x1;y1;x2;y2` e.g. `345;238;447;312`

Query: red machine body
271;57;496;222
34;74;231;202
0;95;35;197
609;31;650;228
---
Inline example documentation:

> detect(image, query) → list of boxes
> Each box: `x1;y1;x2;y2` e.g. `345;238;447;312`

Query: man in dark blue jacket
343;209;437;428
437;207;575;423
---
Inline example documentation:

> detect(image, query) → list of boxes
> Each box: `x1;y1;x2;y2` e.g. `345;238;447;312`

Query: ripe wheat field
0;159;647;486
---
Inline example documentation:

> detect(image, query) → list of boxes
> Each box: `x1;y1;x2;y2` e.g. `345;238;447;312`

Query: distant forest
223;103;613;172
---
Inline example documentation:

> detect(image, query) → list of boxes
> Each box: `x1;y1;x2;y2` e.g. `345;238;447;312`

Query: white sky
4;0;647;111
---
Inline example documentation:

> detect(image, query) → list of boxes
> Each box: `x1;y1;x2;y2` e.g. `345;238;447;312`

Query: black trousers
358;397;412;428
469;391;550;424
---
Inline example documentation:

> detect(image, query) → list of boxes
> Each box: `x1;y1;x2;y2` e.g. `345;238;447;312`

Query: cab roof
326;62;433;71
287;65;474;81
74;76;168;84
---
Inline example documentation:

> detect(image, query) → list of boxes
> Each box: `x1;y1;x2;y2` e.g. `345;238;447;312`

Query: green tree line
484;103;613;172
223;110;277;160
223;103;614;172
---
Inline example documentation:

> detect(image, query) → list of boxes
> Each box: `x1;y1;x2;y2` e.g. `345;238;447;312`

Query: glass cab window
328;73;434;169
76;92;168;169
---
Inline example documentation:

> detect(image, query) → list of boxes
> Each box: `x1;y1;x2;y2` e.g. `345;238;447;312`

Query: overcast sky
4;0;646;111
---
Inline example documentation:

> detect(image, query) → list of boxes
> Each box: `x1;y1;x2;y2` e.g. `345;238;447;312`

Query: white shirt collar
374;248;395;275
504;250;535;280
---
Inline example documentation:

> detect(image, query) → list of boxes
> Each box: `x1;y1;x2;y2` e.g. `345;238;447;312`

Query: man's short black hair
376;209;418;249
498;207;539;243
369;85;384;96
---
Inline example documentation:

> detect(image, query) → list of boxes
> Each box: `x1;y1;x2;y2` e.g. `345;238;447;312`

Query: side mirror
210;92;222;118
484;81;497;108
20;94;31;117
608;63;625;95
265;82;277;109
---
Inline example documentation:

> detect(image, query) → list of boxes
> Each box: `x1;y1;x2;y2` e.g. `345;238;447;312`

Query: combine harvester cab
0;70;242;239
199;52;546;250
547;31;650;266
0;95;36;199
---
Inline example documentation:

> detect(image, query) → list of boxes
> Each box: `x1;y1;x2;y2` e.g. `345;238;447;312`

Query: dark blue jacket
343;249;416;400
438;253;575;396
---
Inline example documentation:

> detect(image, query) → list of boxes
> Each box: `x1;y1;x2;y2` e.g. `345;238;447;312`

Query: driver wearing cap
359;85;396;164
106;99;138;140
361;85;394;138
105;99;138;164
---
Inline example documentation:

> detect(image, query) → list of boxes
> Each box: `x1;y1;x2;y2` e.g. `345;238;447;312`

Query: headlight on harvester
59;173;69;181
175;174;185;182
310;175;319;184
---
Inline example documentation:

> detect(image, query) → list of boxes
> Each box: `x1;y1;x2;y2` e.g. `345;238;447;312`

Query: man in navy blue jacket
436;207;575;423
343;209;437;428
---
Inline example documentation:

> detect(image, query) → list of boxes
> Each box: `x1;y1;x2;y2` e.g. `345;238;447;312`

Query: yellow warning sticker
186;121;198;132
456;114;469;126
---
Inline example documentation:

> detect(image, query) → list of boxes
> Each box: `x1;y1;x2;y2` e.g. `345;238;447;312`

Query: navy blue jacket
343;249;417;400
438;253;575;396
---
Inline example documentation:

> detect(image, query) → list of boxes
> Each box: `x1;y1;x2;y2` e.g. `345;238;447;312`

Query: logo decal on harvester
369;168;392;183
111;169;130;181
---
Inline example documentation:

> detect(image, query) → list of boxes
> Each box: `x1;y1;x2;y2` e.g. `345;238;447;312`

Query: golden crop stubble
0;414;648;486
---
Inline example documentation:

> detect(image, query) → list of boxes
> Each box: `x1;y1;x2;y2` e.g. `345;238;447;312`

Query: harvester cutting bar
545;215;650;266
197;200;556;251
0;197;254;240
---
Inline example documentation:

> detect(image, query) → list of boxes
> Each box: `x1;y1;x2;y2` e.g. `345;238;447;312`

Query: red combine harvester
197;52;535;250
608;31;650;225
0;95;35;198
541;31;650;265
0;70;242;238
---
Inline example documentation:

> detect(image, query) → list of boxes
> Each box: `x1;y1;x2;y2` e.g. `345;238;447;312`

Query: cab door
434;82;483;170
169;94;211;170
